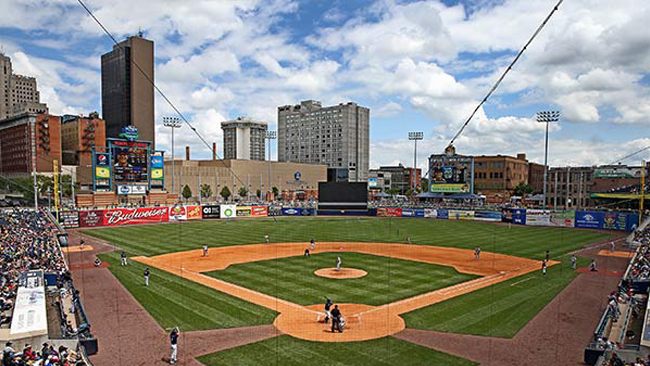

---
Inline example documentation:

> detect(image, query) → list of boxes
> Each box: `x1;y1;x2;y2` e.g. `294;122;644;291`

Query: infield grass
205;252;478;306
97;251;277;331
82;217;612;260
196;335;478;366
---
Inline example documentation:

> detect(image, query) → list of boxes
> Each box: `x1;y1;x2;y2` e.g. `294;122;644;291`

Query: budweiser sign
103;207;169;226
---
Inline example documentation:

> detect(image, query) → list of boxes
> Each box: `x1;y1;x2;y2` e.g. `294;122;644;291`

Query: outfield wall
57;205;640;232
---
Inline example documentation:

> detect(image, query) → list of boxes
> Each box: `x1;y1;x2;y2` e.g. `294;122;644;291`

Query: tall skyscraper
0;53;48;121
277;100;370;182
101;35;154;146
221;117;267;160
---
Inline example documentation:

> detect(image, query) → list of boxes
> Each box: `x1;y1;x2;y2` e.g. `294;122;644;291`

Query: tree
220;186;231;201
512;182;533;197
405;187;415;197
256;189;261;198
238;186;249;198
200;184;212;199
272;186;279;196
182;184;192;201
420;178;429;192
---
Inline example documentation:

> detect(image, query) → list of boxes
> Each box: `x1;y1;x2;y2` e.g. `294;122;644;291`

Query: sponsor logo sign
117;185;147;195
401;209;415;217
103;207;169;226
512;209;527;225
282;208;301;216
187;206;202;220
151;168;163;180
236;206;252;217
169;204;187;221
58;211;79;228
377;208;402;217
424;209;437;218
150;155;164;168
201;205;221;219
95;167;110;179
430;183;470;193
251;206;268;217
268;206;282;216
574;211;604;229
79;210;104;227
449;210;474;220
221;204;237;218
525;209;551;226
550;210;574;227
474;211;502;221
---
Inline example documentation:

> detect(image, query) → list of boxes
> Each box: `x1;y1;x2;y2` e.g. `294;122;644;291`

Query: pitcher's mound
315;268;367;279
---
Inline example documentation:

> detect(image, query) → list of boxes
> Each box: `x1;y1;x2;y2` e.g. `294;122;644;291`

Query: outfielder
336;256;342;271
170;327;179;364
542;260;547;277
121;251;127;266
144;268;150;286
264;235;269;243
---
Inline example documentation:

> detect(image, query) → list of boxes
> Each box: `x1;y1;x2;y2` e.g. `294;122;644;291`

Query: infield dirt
134;242;553;342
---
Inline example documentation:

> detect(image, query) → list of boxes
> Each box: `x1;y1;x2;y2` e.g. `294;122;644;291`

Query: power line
75;0;250;190
608;145;650;165
448;0;565;147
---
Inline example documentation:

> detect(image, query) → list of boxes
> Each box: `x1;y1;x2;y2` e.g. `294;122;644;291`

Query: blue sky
1;0;649;170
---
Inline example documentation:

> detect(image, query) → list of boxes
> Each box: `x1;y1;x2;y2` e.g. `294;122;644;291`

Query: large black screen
318;182;368;208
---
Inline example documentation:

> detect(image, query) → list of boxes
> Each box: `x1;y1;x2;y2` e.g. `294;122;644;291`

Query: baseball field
82;217;611;365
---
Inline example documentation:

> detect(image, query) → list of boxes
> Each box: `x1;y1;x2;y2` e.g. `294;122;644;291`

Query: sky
1;0;649;172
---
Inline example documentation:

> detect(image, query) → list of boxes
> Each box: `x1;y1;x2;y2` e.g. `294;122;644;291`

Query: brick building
0;113;61;175
548;166;594;209
60;113;106;167
473;154;530;203
528;162;546;194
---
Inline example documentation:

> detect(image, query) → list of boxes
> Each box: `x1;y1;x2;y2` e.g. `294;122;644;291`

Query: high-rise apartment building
101;35;155;146
277;100;369;182
0;113;61;175
221;117;267;160
0;53;48;121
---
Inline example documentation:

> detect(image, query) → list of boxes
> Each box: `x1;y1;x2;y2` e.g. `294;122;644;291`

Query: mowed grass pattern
82;217;612;260
402;257;591;337
98;251;277;331
205;252;478;306
197;335;478;366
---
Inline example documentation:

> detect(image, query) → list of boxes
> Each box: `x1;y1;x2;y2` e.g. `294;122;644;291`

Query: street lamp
163;116;182;194
264;130;276;200
536;111;560;208
408;132;424;193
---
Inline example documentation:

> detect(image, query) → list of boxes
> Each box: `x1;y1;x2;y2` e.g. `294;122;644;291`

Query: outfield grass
205;252;478;306
196;335;478;366
82;217;611;260
402;257;590;338
98;251;277;331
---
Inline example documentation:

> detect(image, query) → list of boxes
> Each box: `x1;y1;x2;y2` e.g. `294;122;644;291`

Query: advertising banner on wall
401;209;415;217
187;206;202;220
58;211;79;228
268;206;282;216
474;211;502;221
526;209;551;226
437;209;449;219
236;206;252;217
574;211;605;229
512;209;527;225
221;204;237;218
94;152;111;190
251;206;268;217
550;210;575;228
169;204;187;221
449;210;474;220
430;183;470;193
79;210;104;227
424;209;437;218
201;205;221;219
103;207;169;226
377;208;402;217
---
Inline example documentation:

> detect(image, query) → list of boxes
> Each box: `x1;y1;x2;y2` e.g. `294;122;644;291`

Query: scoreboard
112;140;149;183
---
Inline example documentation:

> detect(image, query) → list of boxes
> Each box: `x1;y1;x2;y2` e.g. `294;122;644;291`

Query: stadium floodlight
408;132;424;193
163;116;183;194
536;111;560;208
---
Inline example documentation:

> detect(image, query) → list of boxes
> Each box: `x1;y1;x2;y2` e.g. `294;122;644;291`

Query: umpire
331;305;342;333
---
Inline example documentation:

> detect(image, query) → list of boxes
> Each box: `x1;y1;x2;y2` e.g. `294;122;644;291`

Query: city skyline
0;0;648;171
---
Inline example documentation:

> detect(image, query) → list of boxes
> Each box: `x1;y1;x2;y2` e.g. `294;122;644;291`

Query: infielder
336;256;342;271
120;251;127;266
202;245;208;257
264;235;269;243
310;238;315;251
542;260;547;277
610;241;616;252
169;327;179;364
144;268;150;286
474;247;481;260
571;254;577;270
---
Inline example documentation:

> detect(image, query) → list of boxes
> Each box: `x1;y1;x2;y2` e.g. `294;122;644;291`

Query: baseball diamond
65;216;625;366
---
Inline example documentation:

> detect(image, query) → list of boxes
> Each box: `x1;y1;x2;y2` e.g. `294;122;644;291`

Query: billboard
117;185;147;195
79;210;104;227
550;210;574;228
595;166;644;179
111;140;150;183
281;208;314;216
512;209;526;225
368;178;378;188
377;208;402;217
201;205;221;219
429;154;473;194
103;207;169;226
221;204;237;218
430;183;470;193
236;206;252;217
574;211;604;229
94;152;111;189
150;153;164;189
59;211;79;228
187;206;202;220
449;210;474;220
268;206;282;216
526;209;551;226
474;211;502;221
169;204;187;221
251;206;268;217
424;209;437;218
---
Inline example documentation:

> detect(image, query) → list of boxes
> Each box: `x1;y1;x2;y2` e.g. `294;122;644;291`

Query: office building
0;113;61;175
473;154;530;203
0;53;48;120
548;166;594;209
221;117;267;161
101;35;155;146
277;100;369;182
372;165;421;193
60;112;106;167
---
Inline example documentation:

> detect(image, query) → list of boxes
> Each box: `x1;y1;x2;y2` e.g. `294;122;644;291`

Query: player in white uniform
336;256;342;271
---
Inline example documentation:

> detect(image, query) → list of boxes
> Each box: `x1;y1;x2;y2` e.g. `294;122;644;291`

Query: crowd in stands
626;227;650;280
3;341;84;366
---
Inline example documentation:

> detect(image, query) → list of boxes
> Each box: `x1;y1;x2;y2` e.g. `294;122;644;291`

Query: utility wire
608;145;650;165
448;0;564;146
76;0;250;190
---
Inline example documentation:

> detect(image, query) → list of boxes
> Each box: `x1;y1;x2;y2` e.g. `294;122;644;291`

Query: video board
111;140;150;183
428;154;473;193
